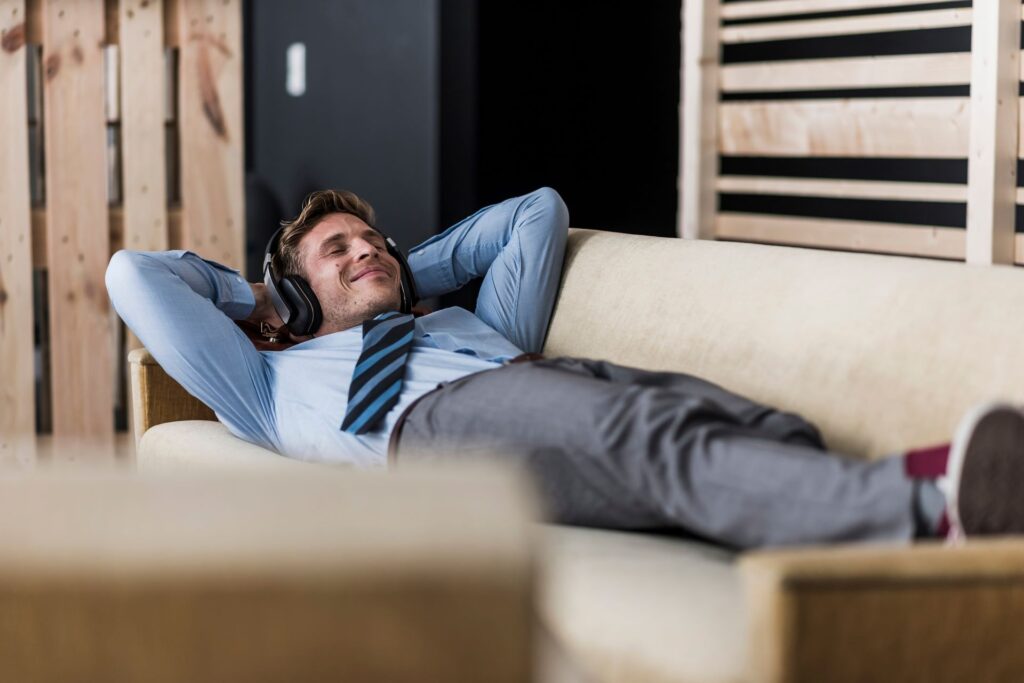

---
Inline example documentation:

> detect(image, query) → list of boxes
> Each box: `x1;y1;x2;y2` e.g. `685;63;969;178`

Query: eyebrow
317;229;382;258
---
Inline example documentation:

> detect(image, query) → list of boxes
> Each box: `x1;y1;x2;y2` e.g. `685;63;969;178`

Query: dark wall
245;0;683;285
246;0;439;279
468;1;682;237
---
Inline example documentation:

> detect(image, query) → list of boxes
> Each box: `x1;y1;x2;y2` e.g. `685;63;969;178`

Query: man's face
298;213;402;335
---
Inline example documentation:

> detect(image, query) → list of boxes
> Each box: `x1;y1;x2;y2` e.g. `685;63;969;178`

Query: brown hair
276;189;377;277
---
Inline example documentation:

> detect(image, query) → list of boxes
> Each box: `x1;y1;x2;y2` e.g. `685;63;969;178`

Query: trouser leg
395;358;916;549
552;357;826;449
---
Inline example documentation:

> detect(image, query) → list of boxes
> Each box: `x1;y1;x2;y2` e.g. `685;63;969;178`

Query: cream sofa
131;229;1024;683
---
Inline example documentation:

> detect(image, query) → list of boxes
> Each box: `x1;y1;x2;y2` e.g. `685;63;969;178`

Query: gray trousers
393;357;917;549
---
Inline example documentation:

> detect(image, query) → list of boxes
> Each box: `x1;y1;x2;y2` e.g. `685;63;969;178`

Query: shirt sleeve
105;249;279;449
407;187;569;353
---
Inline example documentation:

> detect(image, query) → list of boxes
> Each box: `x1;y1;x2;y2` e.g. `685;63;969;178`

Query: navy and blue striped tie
341;311;416;434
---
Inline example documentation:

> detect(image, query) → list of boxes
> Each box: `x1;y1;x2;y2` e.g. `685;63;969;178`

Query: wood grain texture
721;0;952;21
721;53;971;93
716;213;965;260
720;7;971;44
719;98;969;158
717;176;966;203
42;0;114;458
176;0;244;269
0;0;36;467
965;0;1020;266
119;1;167;267
680;0;718;239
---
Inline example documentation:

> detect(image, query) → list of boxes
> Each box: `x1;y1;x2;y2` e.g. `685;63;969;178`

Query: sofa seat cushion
540;526;744;683
139;421;315;472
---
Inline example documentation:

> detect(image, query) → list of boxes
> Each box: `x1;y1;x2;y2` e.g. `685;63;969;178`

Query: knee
518;187;569;246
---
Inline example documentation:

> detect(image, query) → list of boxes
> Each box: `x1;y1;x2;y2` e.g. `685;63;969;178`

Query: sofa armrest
129;348;215;444
741;539;1024;683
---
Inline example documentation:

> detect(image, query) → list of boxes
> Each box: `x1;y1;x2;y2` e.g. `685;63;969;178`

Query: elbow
105;249;146;309
522;187;570;240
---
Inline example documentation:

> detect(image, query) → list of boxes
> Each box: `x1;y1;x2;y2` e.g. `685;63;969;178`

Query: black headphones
263;223;419;336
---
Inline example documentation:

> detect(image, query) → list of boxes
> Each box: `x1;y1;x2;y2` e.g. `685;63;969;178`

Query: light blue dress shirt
106;187;569;467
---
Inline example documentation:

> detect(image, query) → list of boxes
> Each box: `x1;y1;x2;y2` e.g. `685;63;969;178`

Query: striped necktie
341;311;416;435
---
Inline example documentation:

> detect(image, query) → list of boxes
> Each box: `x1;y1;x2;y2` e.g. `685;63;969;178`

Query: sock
904;444;951;538
903;443;949;478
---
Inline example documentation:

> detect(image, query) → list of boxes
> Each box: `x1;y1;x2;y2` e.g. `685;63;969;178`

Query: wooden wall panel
965;0;1020;266
720;53;971;94
0;0;36;467
176;0;243;269
42;0;114;458
120;0;166;354
717;213;965;261
679;0;717;239
719;99;970;158
721;0;952;21
720;7;971;44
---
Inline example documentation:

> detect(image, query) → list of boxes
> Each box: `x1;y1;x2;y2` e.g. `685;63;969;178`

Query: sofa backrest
543;230;1024;459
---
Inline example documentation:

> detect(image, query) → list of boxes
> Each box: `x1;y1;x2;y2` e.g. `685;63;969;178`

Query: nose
352;237;381;261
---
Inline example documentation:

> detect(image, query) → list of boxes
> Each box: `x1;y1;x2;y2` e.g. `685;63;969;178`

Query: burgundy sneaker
947;403;1024;537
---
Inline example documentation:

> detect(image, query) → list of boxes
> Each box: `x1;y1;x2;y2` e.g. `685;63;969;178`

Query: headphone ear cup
384;241;418;313
279;275;323;336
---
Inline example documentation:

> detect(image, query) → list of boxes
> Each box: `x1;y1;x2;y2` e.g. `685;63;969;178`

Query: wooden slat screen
0;0;36;466
682;0;1024;266
0;0;244;464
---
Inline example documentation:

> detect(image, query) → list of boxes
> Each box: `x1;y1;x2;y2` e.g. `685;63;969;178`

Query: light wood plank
721;53;970;93
719;98;969;158
42;0;114;459
717;177;966;203
120;0;167;256
721;0;954;21
717;213;965;260
965;0;1020;266
0;0;36;467
721;7;971;45
121;0;167;359
680;0;718;239
176;0;244;268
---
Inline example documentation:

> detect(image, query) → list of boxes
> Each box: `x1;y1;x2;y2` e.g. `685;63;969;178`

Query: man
107;187;1024;549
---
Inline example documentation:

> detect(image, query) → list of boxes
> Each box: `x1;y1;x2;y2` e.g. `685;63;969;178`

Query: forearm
408;187;569;352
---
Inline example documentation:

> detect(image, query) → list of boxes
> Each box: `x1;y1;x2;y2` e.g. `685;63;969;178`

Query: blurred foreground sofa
0;468;536;683
131;229;1024;683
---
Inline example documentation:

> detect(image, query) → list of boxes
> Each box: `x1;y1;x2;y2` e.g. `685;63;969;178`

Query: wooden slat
680;0;718;239
120;0;167;256
721;0;953;21
720;53;970;93
176;0;244;268
717;213;965;260
965;0;1020;266
719;98;969;158
42;0;114;458
33;207;179;269
0;0;36;467
24;0;38;44
720;7;971;45
717;177;966;203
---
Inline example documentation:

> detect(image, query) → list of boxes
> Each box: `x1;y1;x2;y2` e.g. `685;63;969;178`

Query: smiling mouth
351;268;390;282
